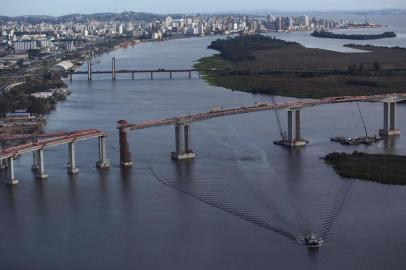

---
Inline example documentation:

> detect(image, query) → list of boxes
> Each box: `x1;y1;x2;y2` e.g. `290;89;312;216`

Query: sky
1;0;406;16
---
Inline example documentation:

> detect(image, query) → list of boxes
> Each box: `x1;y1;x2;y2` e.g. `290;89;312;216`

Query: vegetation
0;77;66;116
208;35;299;62
311;30;397;40
195;35;406;98
324;152;406;185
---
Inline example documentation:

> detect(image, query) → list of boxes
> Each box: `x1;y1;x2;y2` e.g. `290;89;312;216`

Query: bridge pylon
379;102;400;136
35;149;48;179
118;121;133;167
171;119;196;160
274;109;309;147
5;157;18;185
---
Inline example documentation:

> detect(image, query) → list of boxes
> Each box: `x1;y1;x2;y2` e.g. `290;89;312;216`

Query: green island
0;77;67;116
311;30;397;40
324;152;406;185
195;35;406;98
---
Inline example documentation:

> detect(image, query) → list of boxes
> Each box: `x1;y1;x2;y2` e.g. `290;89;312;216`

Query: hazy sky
2;0;406;16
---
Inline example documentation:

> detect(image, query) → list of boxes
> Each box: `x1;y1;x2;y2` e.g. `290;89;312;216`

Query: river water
0;14;406;270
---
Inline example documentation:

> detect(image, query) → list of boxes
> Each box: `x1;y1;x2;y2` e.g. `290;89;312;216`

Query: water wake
149;167;307;243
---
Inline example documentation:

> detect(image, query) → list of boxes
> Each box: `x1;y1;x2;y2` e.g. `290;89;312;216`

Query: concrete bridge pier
35;149;48;179
118;124;133;167
171;121;196;160
112;57;116;80
132;72;135;80
67;142;79;174
379;102;400;136
0;159;6;170
274;109;308;147
31;151;39;171
150;72;154;80
87;60;92;81
170;71;172;80
96;136;110;169
5;157;18;185
188;71;191;79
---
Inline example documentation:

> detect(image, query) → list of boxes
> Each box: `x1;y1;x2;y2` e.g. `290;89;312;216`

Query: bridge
117;93;406;166
68;57;201;81
67;57;406;81
0;129;109;185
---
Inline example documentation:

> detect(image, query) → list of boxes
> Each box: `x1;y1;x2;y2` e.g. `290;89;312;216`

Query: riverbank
195;35;406;98
324;152;406;185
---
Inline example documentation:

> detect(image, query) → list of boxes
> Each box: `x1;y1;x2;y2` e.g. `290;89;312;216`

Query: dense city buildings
0;12;379;71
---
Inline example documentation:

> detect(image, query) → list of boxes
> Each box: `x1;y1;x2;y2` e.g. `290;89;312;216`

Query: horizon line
1;8;405;18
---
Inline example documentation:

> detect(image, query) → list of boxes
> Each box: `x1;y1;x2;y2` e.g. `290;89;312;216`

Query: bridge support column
274;109;308;147
5;157;18;185
170;71;172;80
132;72;135;80
0;159;6;170
150;72;153;80
112;57;116;80
31;151;39;171
87;60;92;81
119;126;133;167
171;122;196;160
96;136;110;169
67;142;79;174
189;71;191;79
35;149;48;179
379;102;400;136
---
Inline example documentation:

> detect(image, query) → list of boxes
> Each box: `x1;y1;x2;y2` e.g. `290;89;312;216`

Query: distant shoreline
311;30;397;40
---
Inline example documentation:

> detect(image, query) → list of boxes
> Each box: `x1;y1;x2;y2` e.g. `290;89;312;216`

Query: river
0;14;405;270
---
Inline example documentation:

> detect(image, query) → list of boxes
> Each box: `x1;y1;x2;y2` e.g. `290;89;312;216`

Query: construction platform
273;139;309;147
379;129;400;136
171;151;196;160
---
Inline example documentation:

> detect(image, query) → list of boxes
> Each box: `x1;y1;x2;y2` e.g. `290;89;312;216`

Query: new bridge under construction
1;92;405;185
117;93;406;167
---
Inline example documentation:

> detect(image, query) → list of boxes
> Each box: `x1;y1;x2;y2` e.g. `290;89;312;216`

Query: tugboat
304;233;324;248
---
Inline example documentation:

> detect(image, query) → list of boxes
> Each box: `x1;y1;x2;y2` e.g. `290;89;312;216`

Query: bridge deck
122;93;406;130
0;129;106;160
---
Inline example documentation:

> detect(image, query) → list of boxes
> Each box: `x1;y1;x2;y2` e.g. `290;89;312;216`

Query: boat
331;135;382;145
304;233;324;248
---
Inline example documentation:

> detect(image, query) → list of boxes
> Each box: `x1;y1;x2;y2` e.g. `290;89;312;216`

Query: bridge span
117;93;406;166
0;129;109;185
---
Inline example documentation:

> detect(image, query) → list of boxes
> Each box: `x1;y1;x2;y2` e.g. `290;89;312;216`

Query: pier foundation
171;122;196;160
96;136;110;169
379;102;400;136
35;149;48;179
119;123;133;167
0;159;5;170
274;109;308;147
31;151;39;171
112;57;116;80
67;142;79;174
5;157;18;185
87;60;92;81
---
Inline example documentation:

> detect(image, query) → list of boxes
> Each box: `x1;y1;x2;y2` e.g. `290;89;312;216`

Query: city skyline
1;0;406;16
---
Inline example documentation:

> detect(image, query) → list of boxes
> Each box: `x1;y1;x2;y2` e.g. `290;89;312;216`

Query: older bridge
0;129;109;185
67;57;391;81
68;57;201;81
117;93;406;166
